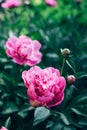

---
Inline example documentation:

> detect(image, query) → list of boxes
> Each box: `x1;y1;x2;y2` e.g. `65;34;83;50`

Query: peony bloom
45;0;57;7
6;36;42;66
1;0;22;8
22;66;66;107
0;127;8;130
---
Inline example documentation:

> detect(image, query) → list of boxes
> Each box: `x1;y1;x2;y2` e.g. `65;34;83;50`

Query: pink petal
27;83;37;100
48;92;64;107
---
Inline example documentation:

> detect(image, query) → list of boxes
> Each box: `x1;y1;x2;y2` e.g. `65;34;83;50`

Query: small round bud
61;48;70;57
30;100;41;107
76;0;81;3
24;0;30;5
67;75;76;83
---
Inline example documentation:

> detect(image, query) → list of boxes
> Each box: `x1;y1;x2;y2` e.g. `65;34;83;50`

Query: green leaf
60;113;71;125
63;126;76;130
64;85;76;104
46;121;54;129
18;103;34;118
75;72;87;79
69;94;87;107
68;93;87;117
0;101;3;106
2;102;18;114
15;88;28;99
5;117;11;129
46;53;59;59
71;107;87;117
66;60;76;73
78;118;87;126
33;107;51;126
50;122;64;130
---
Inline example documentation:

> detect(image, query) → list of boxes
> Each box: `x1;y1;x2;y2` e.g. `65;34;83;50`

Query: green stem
61;58;66;75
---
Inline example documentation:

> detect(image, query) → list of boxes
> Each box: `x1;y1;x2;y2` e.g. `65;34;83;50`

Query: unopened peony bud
61;48;70;57
24;0;30;5
67;75;76;83
76;0;81;2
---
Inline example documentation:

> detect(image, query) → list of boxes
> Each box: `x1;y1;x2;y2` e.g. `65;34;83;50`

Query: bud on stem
61;48;70;57
67;75;76;83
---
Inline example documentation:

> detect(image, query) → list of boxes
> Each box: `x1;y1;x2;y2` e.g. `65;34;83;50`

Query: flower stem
61;58;66;75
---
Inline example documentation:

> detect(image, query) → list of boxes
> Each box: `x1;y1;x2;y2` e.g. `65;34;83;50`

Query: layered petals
22;66;66;108
5;36;42;66
1;0;22;8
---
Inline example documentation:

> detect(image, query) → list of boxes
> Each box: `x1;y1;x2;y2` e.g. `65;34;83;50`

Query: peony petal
32;40;42;50
27;83;37;100
22;71;30;88
58;77;66;91
48;92;64;107
38;92;54;105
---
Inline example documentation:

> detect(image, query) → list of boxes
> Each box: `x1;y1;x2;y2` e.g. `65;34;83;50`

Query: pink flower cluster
1;0;22;8
22;66;66;107
0;127;7;130
45;0;57;7
6;36;42;66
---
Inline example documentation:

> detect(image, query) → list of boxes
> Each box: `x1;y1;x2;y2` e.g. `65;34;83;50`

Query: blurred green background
0;0;87;130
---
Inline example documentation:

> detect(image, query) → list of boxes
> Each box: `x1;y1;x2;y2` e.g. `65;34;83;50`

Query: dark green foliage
0;0;87;130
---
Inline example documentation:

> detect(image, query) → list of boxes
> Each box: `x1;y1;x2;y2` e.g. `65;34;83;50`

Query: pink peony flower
22;66;66;107
6;36;42;66
45;0;57;7
0;127;8;130
1;0;22;8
